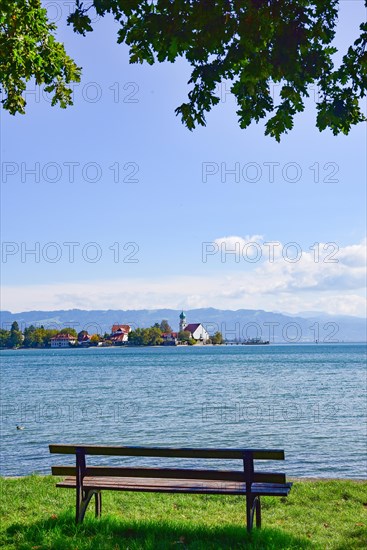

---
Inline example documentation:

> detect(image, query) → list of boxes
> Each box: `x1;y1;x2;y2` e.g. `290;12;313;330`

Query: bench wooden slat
49;444;284;460
55;476;292;496
51;465;286;484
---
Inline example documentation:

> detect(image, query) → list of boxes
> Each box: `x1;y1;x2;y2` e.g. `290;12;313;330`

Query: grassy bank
0;476;366;549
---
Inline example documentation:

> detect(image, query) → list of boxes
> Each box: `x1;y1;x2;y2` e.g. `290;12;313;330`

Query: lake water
0;344;366;478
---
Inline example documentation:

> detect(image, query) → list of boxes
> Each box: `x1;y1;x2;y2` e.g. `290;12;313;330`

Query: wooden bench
49;444;292;532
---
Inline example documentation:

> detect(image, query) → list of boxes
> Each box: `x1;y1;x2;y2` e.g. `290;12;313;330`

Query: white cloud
337;238;367;267
1;238;365;317
214;235;264;248
211;236;366;294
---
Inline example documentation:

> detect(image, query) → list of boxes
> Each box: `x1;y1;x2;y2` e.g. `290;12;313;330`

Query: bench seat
57;475;292;497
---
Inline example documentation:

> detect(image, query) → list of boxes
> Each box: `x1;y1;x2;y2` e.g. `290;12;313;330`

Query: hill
1;308;365;343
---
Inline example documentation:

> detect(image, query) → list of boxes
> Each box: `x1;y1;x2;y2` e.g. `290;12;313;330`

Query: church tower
179;311;186;332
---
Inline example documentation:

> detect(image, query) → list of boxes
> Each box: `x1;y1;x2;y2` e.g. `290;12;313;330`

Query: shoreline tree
1;1;366;139
211;331;223;345
160;320;172;333
9;321;23;348
128;324;164;346
178;330;196;345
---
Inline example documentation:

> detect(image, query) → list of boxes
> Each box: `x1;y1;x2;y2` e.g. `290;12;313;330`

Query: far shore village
51;311;211;348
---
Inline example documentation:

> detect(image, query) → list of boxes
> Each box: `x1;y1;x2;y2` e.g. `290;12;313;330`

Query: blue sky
1;1;366;315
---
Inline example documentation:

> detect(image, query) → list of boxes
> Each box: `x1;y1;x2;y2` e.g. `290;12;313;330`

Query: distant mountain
1;308;365;343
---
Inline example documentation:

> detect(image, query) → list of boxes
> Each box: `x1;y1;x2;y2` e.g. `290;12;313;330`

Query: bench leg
255;497;261;528
76;489;94;524
246;495;262;532
95;491;102;518
246;494;254;532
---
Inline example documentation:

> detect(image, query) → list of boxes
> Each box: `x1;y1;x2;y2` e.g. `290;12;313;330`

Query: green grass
0;476;366;549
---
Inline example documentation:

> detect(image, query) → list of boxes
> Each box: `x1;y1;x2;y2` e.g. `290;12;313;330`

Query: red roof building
110;324;132;344
111;324;131;334
182;321;210;342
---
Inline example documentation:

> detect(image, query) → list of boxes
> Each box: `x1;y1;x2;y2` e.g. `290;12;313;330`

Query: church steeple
179;310;186;332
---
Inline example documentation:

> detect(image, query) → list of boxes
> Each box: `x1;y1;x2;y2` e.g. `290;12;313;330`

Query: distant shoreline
1;341;366;351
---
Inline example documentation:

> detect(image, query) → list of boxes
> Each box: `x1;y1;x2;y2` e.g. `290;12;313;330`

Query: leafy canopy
1;0;366;140
0;0;81;114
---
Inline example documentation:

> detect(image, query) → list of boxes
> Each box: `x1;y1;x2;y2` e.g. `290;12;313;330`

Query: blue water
0;344;366;478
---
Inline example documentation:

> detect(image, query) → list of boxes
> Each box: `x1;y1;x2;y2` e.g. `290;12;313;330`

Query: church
179;311;210;343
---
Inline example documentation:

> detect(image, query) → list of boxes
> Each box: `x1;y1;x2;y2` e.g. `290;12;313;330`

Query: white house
183;323;210;342
179;311;210;343
110;324;131;344
50;333;76;348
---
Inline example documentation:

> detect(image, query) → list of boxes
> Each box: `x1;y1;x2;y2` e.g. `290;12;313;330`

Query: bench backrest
50;445;287;485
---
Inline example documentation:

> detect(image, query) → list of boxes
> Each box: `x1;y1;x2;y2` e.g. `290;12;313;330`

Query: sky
1;1;366;316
